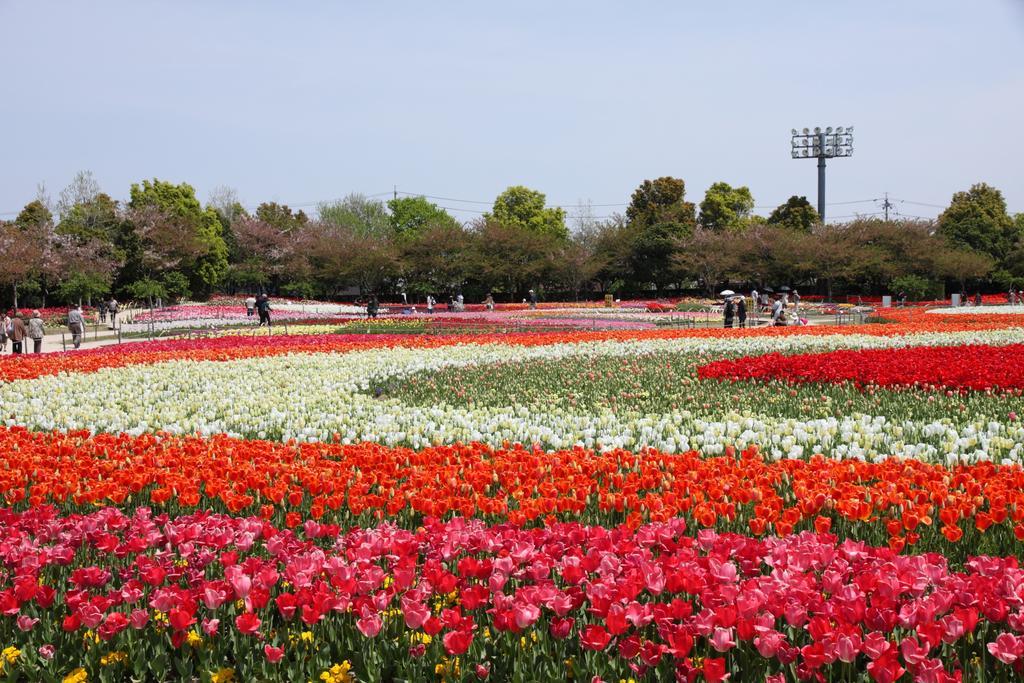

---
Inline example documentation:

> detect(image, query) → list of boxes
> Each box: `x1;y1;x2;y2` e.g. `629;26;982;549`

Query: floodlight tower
790;126;854;223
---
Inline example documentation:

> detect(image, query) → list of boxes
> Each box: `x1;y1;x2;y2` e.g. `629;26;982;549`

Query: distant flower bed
699;343;1024;392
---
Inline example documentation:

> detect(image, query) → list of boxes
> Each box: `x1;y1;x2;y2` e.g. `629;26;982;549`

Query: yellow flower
383;575;394;588
210;668;236;683
174;558;189;568
409;631;432;645
319;661;354;683
300;630;314;644
2;646;20;664
62;668;88;683
100;651;128;666
186;631;204;648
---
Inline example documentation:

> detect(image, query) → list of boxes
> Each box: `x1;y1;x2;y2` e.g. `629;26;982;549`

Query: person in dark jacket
736;297;747;328
723;298;735;328
256;295;272;327
9;311;27;354
367;296;379;319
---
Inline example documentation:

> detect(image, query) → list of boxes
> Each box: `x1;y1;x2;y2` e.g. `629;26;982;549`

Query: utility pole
881;192;893;221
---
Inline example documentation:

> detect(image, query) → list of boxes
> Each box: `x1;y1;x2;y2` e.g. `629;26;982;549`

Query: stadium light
790;126;854;222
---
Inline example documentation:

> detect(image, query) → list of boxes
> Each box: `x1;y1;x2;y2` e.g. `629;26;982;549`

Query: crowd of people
723;289;804;328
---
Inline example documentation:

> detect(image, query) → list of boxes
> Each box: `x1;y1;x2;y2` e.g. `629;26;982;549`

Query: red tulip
235;612;261;635
580;624;611;651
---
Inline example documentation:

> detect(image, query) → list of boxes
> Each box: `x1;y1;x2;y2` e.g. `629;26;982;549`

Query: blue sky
1;1;1022;223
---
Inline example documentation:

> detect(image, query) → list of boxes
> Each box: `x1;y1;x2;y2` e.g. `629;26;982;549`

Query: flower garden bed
2;311;1024;680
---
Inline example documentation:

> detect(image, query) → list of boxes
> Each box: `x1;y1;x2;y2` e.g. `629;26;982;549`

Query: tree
486;186;567;240
387;196;458;236
305;220;397;296
57;193;121;243
698;182;754;231
468;219;559;301
0;222;44;309
673;228;747;296
767;196;819;232
207;186;245;225
56;171;102;217
626;177;695;227
228;214;300;291
937;183;1018;262
930;245;995;296
625;177;697;292
126;179;229;296
255;202;308;232
396;221;472;297
588;216;634;295
14;200;53;234
318;194;390;237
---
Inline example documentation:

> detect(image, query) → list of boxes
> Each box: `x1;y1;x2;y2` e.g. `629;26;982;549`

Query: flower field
2;309;1024;681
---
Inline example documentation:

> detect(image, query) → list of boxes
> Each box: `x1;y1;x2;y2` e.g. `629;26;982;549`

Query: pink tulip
987;633;1023;664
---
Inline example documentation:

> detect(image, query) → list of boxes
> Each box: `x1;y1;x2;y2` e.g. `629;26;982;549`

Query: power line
394;190;627;209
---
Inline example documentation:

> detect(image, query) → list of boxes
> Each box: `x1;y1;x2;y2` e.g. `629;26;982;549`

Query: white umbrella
719;289;735;297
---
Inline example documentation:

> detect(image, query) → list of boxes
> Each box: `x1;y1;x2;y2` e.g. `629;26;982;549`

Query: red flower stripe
1;427;1023;553
698;343;1024;392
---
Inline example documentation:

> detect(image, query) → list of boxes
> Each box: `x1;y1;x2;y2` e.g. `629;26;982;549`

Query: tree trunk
13;282;18;311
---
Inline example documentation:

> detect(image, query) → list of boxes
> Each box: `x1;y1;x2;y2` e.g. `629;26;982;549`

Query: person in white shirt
245;295;257;317
67;305;85;349
771;297;784;326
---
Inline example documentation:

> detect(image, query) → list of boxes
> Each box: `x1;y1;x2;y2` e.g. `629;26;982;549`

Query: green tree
387;196;459;236
767;196;819;232
396;221;471;297
57;193;121;244
255;202;308;232
126;179;229;296
937;183;1018;262
14;200;53;233
318;194;390;237
57;271;110;306
486;186;567;240
698;182;754;231
625;177;694;227
468;219;559;301
625;177;697;292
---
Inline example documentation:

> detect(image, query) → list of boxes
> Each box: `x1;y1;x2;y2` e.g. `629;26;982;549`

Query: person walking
256;294;272;327
736;296;747;328
793;289;801;314
426;295;435;314
750;288;759;321
484;293;495;311
723;297;735;328
245;295;257;317
528;289;538;309
67;304;85;350
771;296;784;325
974;292;982;307
27;310;45;353
9;311;26;354
97;300;107;324
367;295;379;319
107;298;119;329
0;311;9;353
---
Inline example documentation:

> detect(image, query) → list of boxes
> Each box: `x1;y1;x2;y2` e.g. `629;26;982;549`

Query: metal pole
817;133;827;223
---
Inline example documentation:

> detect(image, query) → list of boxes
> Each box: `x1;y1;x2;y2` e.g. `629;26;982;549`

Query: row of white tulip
2;328;1022;463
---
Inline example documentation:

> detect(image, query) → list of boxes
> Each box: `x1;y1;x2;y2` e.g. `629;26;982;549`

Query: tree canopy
486;186;567;240
767;196;819;232
698;182;754;231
